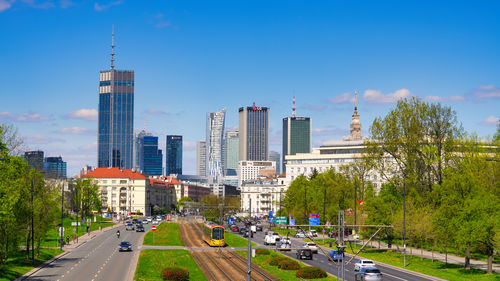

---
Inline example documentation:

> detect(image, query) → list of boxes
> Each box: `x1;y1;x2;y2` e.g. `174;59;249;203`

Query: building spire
292;96;296;117
354;90;358;113
111;25;115;70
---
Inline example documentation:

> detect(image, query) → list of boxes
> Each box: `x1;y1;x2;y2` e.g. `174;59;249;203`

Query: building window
112;180;116;184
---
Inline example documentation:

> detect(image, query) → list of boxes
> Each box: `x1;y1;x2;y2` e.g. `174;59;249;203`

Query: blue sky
1;0;499;176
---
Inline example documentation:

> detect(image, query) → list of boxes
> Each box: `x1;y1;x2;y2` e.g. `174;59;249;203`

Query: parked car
231;225;240;232
303;242;318;253
296;248;313;260
307;230;318;237
294;232;306;238
136;225;145;232
119;241;132;252
328;250;344;261
125;223;135;231
354;267;383;281
354;259;377;271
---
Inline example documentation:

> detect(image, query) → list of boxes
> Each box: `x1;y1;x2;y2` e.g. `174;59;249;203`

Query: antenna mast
111;25;115;70
292;96;296;117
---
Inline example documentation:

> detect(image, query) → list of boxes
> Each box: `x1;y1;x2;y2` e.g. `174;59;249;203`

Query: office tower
24;150;44;171
43;156;67;179
196;141;206;176
238;103;269;161
206;109;226;184
269;151;280;175
136;131;162;176
282;97;311;170
166;135;183;175
98;28;134;169
223;129;239;176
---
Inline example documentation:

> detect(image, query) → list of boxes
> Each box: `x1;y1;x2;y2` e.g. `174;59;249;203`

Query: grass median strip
0;248;63;281
143;222;183;246
224;231;256;247
134;249;207;281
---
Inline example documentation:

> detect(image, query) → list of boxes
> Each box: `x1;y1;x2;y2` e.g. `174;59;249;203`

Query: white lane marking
382;272;408;281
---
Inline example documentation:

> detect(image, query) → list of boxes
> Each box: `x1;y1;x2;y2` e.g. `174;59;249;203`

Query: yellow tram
202;222;225;247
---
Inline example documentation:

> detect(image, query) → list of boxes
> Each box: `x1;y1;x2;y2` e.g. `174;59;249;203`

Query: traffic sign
309;213;320;225
152;226;156;231
322;228;326;234
275;216;287;224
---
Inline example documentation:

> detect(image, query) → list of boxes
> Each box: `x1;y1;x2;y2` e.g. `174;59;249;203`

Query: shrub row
296;266;327;279
161;267;189;281
256;248;271;255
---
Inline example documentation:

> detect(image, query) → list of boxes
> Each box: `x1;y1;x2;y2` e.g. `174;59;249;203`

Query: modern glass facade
282;117;311;170
268;151;280;175
24;150;44;171
98;70;134;169
223;130;239;176
166;135;183;175
239;105;269;161
196;141;206;176
136;131;162;176
206;109;226;183
43;156;67;179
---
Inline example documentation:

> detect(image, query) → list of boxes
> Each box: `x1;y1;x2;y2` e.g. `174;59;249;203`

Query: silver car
354;267;383;281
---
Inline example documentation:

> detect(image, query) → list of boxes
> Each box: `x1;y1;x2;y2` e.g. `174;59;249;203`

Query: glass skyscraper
166;135;183;175
282;116;311;170
24;150;44;171
223;129;239;176
98;32;134;169
206;109;226;184
136;131;162;176
239;104;269;161
43;156;67;179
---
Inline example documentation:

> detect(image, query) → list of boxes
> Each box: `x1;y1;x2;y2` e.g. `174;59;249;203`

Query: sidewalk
16;222;121;280
353;239;499;273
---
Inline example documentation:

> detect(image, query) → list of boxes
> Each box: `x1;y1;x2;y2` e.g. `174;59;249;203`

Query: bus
202;222;225;247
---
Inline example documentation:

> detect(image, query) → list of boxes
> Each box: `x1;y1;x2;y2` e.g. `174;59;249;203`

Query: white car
146;217;152;222
152;219;159;225
279;238;292;250
264;232;281;245
294;232;306;238
303;242;318;253
354;259;377;271
307;230;318;237
142;219;148;224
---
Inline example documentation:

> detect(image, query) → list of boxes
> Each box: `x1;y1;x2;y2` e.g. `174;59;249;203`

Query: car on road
354;267;383;281
303;242;318;253
132;218;139;224
239;227;248;235
328;250;343;261
296;248;313;260
142;219;148;224
231;225;240;232
152;219;159;225
354;259;377;271
136;225;145;232
294;231;306;238
125;223;135;231
263;232;281;245
279;237;292;250
119;241;132;252
256;225;263;231
147;217;152;222
307;230;318;237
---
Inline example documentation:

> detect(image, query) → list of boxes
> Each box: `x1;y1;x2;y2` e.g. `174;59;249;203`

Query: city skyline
0;1;499;176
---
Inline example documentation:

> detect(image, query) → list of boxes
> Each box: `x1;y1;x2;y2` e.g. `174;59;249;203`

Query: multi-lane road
24;221;150;281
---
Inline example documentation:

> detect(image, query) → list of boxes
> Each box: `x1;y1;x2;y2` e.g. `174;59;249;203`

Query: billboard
275;216;287;225
309;213;320;226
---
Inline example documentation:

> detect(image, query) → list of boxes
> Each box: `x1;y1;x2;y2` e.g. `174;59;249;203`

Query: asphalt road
228;221;437;281
24;220;151;281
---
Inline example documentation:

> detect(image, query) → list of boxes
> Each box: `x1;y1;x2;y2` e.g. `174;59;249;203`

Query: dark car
231;225;240;232
239;227;248;234
132;218;139;224
296;248;313;260
256;225;263;231
136;225;145;232
119;241;132;252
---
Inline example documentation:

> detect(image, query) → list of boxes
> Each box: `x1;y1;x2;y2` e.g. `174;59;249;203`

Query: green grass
40;215;114;247
224;231;256;247
354;249;500;281
143;223;183;246
134;249;207;281
236;250;336;280
0;248;63;281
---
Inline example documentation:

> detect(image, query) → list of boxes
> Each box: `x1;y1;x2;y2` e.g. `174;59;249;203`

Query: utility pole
354;179;357;232
31;178;34;265
247;198;252;281
219;203;223;225
60;183;64;250
323;180;326;225
403;174;407;268
304;184;308;225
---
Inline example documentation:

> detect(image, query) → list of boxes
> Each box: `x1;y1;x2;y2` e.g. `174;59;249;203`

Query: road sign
289;219;295;226
322;228;326;234
275;216;287;224
228;217;235;225
152;226;156;231
309;213;320;225
268;210;274;218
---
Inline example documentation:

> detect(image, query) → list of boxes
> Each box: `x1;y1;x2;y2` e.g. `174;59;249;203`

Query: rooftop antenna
292;96;296;117
111;25;115;70
354;90;358;113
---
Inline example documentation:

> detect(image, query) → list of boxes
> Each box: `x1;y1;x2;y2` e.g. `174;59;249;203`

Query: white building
238;160;276;188
240;179;286;216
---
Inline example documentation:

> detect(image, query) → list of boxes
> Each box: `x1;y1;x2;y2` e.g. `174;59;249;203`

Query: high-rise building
223;129;239;176
24;150;44;171
269;151;281;175
282;97;311;170
98;28;134;169
239;103;269;161
166;135;183;175
136;131;162;176
43;156;67;179
206;109;226;185
196;141;206;176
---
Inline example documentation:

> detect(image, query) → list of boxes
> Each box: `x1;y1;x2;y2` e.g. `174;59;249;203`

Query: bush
161;267;189;281
268;256;289;266
256;248;271;255
278;259;300;270
296;266;327;279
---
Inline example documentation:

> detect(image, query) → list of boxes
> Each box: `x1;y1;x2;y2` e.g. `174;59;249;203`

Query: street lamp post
304;183;308;225
403;173;407;268
31;178;34;265
60;183;64;250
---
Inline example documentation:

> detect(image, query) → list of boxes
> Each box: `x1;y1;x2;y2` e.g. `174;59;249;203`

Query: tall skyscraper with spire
98;26;134;169
282;96;311;170
344;91;362;141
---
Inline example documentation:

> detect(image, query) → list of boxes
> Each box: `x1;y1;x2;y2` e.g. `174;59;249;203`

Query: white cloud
0;0;12;11
58;127;94;135
479;116;499;127
329;92;354;104
0;111;50;122
363;88;411;104
424;95;465;102
94;0;122;12
67;108;98;121
468;85;500;100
